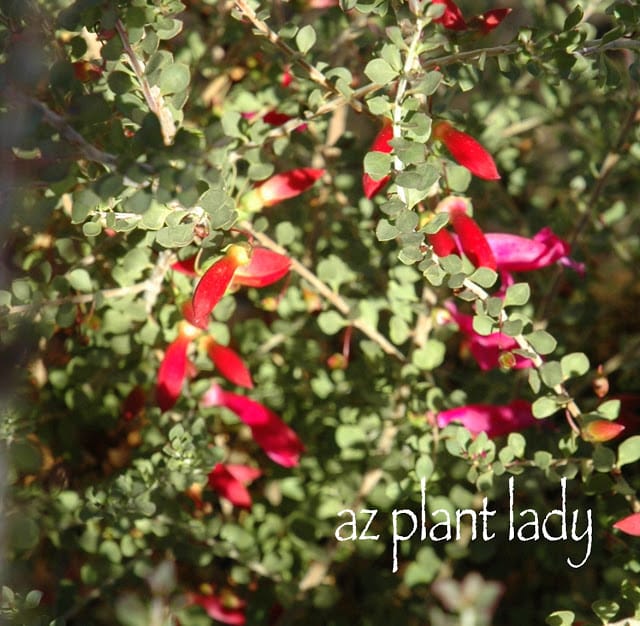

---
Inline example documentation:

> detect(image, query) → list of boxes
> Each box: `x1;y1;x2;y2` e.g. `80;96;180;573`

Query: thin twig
240;221;405;361
7;282;151;316
537;103;640;320
232;0;365;114
115;19;177;145
8;91;117;168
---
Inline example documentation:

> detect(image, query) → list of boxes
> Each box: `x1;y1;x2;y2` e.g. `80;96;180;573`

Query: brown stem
239;221;405;361
115;19;177;146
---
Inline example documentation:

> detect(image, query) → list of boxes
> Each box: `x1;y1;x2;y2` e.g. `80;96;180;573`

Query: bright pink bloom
613;512;640;537
253;168;325;208
445;302;534;371
431;0;467;30
581;419;625;443
206;340;254;389
192;246;250;327
485;228;583;274
437;399;536;438
156;336;191;411
202;385;304;467
363;121;393;199
433;121;500;180
232;248;291;288
208;463;262;509
189;591;247;625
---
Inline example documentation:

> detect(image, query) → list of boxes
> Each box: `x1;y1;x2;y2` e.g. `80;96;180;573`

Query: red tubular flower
232;248;291;288
243;168;325;211
156;335;191;411
431;0;467;30
449;210;497;270
581;419;625;443
207;463;262;509
202;385;304;467
362;121;393;199
427;227;458;257
189;591;247;625
613;512;640;537
206;339;254;389
192;246;250;327
437;399;536;438
433;121;500;180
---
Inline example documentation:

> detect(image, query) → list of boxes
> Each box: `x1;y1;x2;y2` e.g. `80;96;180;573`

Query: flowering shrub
2;1;640;625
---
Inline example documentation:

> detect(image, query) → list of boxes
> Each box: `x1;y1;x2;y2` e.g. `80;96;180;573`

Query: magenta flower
484;227;584;274
444;302;534;371
202;384;304;467
437;399;536;438
188;590;246;625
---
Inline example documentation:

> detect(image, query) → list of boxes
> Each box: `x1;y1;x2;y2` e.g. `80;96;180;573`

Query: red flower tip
581;419;625;443
208;463;262;509
474;8;512;34
255;168;325;207
449;210;497;270
191;246;250;327
122;386;146;422
206;339;254;389
189;591;247;625
427;227;458;257
431;0;467;30
156;336;191;411
363;121;393;199
433;121;500;181
613;512;640;537
232;248;291;288
171;255;198;277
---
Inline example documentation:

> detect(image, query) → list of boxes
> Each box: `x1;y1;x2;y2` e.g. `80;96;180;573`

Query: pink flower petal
437;399;536;438
156;337;190;411
613;512;640;536
484;227;582;273
207;341;254;389
445;302;534;371
189;592;247;625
